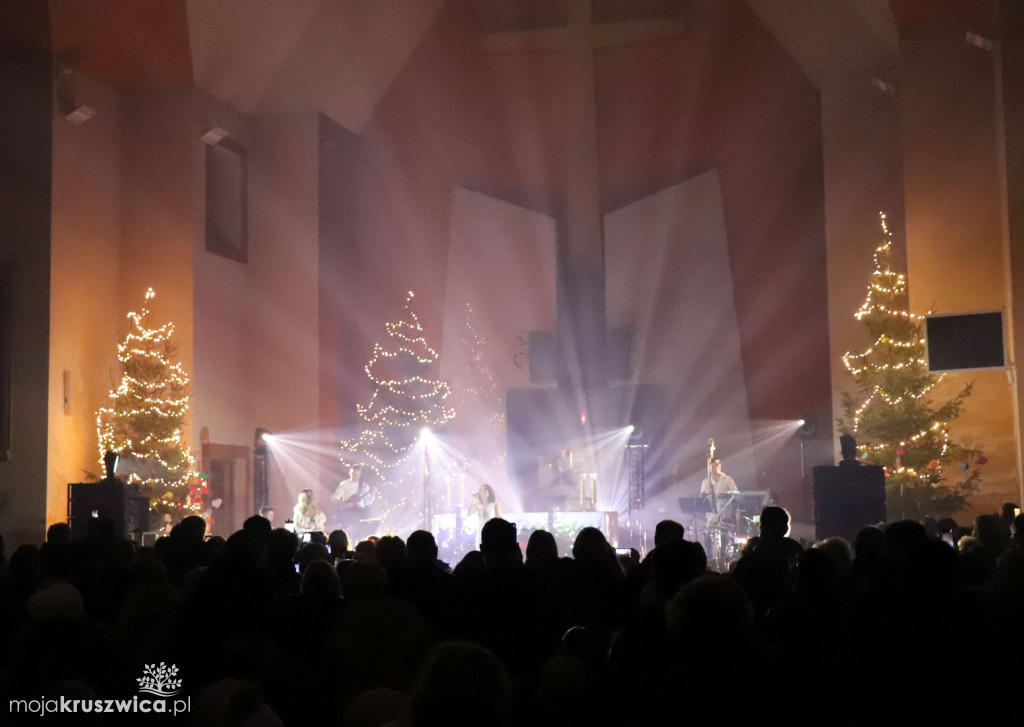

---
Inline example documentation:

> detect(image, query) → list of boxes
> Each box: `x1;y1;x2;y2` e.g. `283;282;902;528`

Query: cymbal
705;521;736;531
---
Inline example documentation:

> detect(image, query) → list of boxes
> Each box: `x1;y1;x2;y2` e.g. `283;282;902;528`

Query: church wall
190;93;322;513
0;1;53;547
898;15;1019;518
118;87;199;468
321;0;831;520
820;69;905;467
246;111;322;509
597;0;831;517
1000;0;1024;511
191;93;256;455
319;114;372;452
47;73;124;526
322;2;569;432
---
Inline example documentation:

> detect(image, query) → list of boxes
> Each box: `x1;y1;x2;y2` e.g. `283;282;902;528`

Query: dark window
926;311;1005;371
205;138;248;263
0;264;12;460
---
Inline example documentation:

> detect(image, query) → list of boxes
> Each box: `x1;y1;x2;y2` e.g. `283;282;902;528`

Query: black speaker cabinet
812;464;886;543
68;480;151;539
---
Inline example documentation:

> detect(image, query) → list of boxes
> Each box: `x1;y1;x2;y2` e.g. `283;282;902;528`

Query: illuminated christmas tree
839;213;982;520
97;288;196;521
450;302;507;478
340;291;456;524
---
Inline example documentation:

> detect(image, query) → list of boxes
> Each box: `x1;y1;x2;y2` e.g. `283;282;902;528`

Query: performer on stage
332;465;367;507
332;465;373;537
700;457;739;514
467;484;500;548
468;483;501;521
293;488;327;535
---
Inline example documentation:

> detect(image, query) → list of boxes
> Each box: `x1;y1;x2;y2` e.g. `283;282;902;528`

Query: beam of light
589;426;636;515
417;429;517;514
641;419;806;536
257;427;359;519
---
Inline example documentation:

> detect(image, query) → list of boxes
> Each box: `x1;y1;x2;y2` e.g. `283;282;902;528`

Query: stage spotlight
627;424;635;433
800;416;817;438
254;428;271;454
253;428;271;512
420;427;432;439
799;419;807;426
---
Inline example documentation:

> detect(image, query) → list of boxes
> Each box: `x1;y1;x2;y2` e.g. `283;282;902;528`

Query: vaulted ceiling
45;0;991;134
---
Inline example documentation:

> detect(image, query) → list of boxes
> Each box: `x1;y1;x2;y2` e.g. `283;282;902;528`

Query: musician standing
700;457;738;513
333;465;364;505
332;465;371;536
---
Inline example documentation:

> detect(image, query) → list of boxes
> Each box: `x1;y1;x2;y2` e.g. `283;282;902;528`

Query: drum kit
679;490;772;570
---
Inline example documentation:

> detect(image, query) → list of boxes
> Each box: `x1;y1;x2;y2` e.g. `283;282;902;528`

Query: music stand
678;496;713;542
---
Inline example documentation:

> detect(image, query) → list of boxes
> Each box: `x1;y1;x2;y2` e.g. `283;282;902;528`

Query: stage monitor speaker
812;464;886;543
68;480;149;539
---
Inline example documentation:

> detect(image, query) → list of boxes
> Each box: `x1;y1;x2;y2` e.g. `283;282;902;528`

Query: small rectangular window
0;264;12;460
926;311;1005;371
205;138;248;263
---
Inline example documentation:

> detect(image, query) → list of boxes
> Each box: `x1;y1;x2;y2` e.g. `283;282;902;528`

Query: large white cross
481;0;686;268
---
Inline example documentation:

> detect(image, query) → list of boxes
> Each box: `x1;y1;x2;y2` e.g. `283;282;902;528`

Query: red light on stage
580;411;587;425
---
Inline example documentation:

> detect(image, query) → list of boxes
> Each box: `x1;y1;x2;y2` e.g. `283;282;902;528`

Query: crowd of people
0;504;1021;725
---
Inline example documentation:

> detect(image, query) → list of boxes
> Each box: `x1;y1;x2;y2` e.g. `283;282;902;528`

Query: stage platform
431;510;619;559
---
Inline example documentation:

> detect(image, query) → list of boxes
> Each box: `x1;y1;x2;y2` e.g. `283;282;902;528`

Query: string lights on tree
451;302;507;463
340;291;456;525
839;212;982;519
97;288;197;522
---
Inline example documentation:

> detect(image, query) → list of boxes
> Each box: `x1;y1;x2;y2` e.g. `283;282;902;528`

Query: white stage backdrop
441;187;557;508
605;170;756;504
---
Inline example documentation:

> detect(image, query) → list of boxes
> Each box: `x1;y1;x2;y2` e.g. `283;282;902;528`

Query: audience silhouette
0;505;1016;724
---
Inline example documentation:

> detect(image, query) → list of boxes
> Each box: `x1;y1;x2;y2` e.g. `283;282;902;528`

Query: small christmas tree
449;302;507;479
340;291;456;525
839;213;981;520
97;288;196;521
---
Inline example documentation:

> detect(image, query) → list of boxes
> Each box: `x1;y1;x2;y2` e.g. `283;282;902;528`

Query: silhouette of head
667;574;753;656
243;514;272;540
407;530;438;568
46;522;71;545
759;506;790;539
525;529;558;564
1013;513;1024;543
572;527;611;565
376;535;407;571
328;529;350;557
301;558;341;598
480;518;519;566
654;519;685;547
177;515;207;543
411;642;513;727
840;433;858;462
